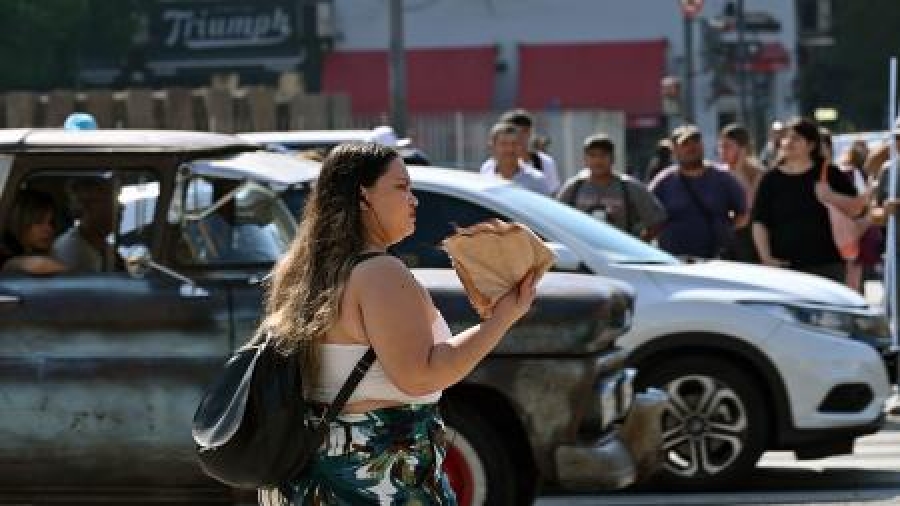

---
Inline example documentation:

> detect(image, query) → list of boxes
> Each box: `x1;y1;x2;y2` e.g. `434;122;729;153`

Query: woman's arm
817;165;868;217
354;256;536;397
816;183;868;217
2;255;67;275
752;222;788;267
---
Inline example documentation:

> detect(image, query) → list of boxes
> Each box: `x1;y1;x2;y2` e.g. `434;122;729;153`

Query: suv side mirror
546;242;582;271
118;245;208;297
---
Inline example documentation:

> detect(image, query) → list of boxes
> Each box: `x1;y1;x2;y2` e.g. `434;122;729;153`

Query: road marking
536;487;900;505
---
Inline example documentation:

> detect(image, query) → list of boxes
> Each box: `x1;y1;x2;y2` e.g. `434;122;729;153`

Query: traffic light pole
683;16;695;123
736;0;749;126
886;57;898;360
389;0;408;137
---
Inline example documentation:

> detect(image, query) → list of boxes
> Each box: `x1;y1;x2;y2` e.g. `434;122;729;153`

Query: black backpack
191;252;382;489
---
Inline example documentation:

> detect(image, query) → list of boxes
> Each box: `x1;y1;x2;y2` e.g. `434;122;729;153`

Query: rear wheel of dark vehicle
637;355;769;490
441;402;519;506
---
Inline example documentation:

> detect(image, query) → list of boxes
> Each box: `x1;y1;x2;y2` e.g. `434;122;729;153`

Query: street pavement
537;413;900;506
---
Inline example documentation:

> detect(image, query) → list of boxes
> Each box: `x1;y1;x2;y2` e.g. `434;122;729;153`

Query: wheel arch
442;383;539;500
628;332;792;448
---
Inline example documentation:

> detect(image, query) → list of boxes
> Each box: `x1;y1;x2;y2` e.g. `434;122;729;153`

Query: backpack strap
354;251;386;265
618;175;634;234
288;345;374;498
529;151;543;171
313;348;376;432
566;176;587;206
313;250;385;429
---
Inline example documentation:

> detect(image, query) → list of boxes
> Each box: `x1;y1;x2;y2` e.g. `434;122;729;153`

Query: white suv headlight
739;301;891;347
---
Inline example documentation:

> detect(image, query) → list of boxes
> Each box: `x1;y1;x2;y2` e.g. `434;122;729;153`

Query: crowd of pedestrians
479;107;900;292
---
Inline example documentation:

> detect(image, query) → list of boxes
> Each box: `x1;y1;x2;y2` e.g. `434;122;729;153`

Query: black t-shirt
753;164;857;268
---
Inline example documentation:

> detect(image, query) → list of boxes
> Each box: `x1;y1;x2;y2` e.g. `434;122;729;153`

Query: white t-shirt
480;159;551;195
481;151;560;194
53;225;103;272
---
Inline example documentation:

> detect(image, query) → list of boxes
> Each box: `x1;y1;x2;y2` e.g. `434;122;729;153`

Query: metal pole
683;16;695;123
736;0;748;125
388;0;408;137
886;57;898;353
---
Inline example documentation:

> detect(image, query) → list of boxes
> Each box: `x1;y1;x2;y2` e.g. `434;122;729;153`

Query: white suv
282;166;893;489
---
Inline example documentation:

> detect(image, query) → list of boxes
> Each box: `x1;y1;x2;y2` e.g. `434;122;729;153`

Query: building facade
326;0;800;164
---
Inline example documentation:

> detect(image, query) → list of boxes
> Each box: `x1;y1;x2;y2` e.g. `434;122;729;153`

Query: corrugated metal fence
349;109;626;177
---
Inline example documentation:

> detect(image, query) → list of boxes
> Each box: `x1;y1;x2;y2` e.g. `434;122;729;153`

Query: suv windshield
178;177;295;265
492;185;678;265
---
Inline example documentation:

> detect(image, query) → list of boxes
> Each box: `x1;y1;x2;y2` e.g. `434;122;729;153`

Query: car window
280;184;312;219
1;170;161;275
118;175;160;250
284;187;500;268
491;185;677;264
391;190;502;268
176;176;295;266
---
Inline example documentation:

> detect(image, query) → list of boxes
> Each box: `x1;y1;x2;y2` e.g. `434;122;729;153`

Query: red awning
741;42;790;73
517;40;668;117
323;46;496;114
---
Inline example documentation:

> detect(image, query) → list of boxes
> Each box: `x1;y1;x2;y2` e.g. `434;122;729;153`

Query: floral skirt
258;403;457;506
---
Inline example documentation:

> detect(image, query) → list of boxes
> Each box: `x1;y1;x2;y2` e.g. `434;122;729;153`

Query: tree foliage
806;1;900;131
0;0;137;90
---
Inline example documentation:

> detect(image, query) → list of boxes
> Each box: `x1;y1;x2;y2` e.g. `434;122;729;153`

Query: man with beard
648;124;748;259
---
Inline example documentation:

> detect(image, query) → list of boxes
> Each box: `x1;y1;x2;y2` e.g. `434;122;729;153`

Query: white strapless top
309;313;452;404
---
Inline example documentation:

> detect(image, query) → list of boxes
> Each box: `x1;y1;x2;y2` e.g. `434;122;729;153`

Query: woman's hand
815;181;835;205
760;255;789;268
490;270;538;326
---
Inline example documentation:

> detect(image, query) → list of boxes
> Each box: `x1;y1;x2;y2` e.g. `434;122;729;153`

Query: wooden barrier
5;92;36;128
0;87;351;133
83;91;115;128
45;91;75;127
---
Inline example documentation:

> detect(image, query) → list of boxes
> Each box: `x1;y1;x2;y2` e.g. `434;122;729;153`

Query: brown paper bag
441;219;555;319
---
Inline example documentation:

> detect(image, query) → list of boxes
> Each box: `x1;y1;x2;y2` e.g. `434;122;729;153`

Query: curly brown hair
261;142;398;378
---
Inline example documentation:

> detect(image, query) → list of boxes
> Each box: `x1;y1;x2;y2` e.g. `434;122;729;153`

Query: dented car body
0;129;662;504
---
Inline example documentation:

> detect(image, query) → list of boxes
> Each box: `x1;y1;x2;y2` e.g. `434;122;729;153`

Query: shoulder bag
820;163;865;261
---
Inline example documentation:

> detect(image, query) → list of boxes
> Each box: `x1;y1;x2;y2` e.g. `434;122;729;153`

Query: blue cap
63;112;98;130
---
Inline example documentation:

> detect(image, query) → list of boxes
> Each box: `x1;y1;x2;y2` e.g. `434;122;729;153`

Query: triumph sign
147;0;305;72
162;5;293;50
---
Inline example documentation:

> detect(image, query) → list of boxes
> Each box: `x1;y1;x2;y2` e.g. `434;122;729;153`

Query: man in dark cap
557;133;666;240
648;124;748;258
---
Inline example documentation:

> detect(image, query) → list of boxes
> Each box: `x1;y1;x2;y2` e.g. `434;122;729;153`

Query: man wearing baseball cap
648;124;748;259
367;125;431;166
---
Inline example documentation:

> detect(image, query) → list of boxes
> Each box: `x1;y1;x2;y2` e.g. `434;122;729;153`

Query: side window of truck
392;190;503;268
0;170;160;276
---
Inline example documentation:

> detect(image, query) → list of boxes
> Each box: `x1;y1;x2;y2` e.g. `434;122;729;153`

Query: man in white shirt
485;123;550;195
53;177;113;272
480;109;560;193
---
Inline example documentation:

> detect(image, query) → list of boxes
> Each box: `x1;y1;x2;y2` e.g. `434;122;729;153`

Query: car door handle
0;294;21;304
